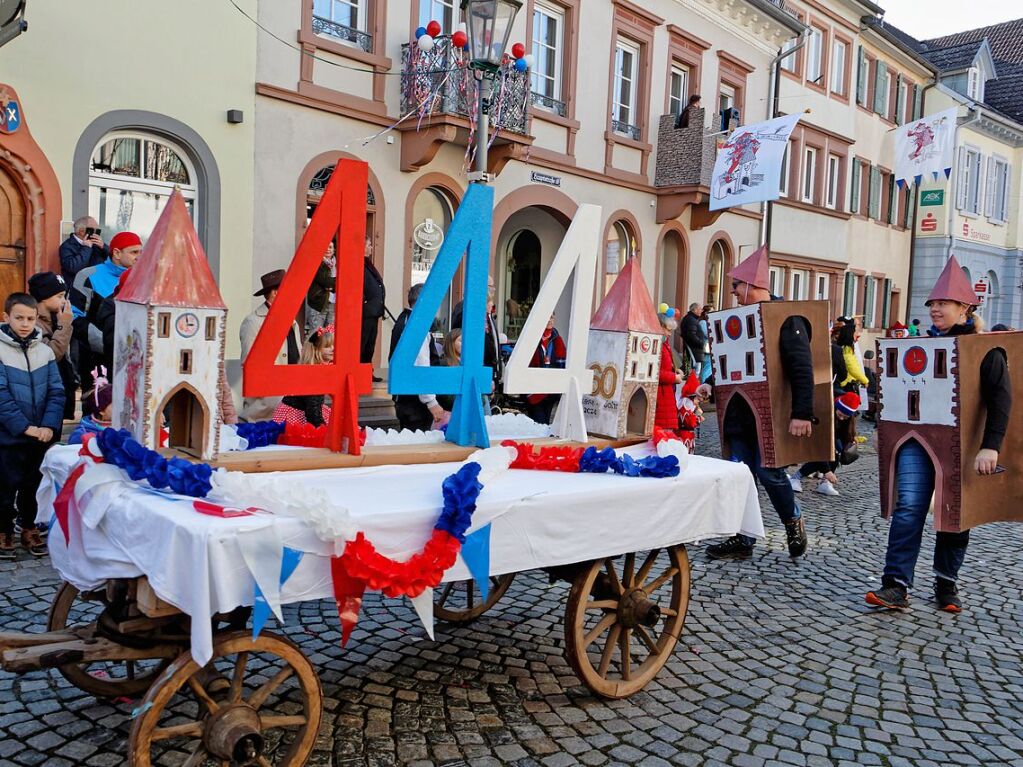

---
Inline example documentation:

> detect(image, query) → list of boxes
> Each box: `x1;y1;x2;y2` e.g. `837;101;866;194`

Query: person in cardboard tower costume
866;256;1012;613
701;245;816;561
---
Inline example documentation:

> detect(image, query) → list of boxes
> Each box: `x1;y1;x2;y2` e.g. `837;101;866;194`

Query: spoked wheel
434;574;516;624
47;582;171;698
564;545;690;699
129;631;321;767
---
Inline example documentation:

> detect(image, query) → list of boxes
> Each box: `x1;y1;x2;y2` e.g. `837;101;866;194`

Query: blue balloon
666;308;676;319
415;26;427;39
463;44;470;51
514;57;528;72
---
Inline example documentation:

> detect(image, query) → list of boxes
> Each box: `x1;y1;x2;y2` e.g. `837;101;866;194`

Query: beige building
252;0;804;368
769;0;935;339
0;0;257;358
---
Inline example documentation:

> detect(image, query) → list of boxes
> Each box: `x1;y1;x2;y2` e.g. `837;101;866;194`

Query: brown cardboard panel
955;332;1023;530
761;301;834;468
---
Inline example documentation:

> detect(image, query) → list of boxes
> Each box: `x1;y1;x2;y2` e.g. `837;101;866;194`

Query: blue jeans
883;440;970;588
727;435;800;546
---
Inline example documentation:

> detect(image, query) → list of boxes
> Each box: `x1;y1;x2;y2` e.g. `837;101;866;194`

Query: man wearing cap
239;270;301;421
58;216;106;287
700;245;815;561
70;231;142;396
28;272;76;421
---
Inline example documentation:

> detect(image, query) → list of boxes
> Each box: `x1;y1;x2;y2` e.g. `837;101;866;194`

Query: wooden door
0;163;27;303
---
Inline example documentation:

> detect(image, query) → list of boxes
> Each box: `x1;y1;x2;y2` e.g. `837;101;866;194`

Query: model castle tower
112;190;228;459
582;259;661;438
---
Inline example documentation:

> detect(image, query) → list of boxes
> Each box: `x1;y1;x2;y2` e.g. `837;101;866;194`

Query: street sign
920;190;944;206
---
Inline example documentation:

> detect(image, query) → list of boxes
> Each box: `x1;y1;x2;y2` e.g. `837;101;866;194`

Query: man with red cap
70;231;142;390
866;256;1012;612
700;244;816;561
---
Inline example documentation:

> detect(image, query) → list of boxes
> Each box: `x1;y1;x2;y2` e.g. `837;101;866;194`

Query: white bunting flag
709;113;802;211
894;107;958;187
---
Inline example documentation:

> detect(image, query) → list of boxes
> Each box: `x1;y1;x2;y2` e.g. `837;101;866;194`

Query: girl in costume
524;313;567;425
866;262;1011;613
271;327;334;427
69;369;113;444
654;310;683;434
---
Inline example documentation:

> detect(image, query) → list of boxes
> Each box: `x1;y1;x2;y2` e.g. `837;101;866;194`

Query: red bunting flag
52;463;86;545
330;556;366;648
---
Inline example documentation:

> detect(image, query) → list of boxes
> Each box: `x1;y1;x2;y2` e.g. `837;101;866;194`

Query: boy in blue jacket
0;293;65;558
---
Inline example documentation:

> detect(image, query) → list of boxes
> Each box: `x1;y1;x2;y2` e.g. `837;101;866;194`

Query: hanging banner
894;107;958;187
710;113;802;211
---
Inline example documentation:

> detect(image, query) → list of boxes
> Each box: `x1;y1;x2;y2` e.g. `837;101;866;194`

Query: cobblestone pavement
1;420;1022;767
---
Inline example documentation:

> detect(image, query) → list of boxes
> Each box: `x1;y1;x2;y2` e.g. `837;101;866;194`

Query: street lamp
462;0;522;183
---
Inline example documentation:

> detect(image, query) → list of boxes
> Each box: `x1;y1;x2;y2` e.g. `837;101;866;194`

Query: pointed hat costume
925;255;979;307
728;244;771;291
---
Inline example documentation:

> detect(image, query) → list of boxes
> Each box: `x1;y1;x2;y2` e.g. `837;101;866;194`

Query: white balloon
524;54;535;67
457;21;467;33
418;34;435;51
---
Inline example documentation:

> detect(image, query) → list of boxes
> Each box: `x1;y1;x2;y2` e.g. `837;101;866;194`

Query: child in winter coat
69;370;113;444
272;326;334;427
0;293;65;558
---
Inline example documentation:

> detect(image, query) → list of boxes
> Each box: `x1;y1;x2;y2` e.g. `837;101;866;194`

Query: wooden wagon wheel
564;545;690;699
129;631;321;767
434;574;516;624
47;582;171;699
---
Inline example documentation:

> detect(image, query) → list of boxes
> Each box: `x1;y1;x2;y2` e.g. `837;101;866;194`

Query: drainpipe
761;29;811;247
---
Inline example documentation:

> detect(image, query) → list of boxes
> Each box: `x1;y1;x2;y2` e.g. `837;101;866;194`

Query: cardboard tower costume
707;245;833;468
112;191;228;460
582;259;661;439
876;256;1022;532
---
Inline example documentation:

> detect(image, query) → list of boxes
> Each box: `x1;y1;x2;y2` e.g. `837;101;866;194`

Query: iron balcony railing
611;119;642;141
312;14;373;53
530;91;567;118
400;39;531;136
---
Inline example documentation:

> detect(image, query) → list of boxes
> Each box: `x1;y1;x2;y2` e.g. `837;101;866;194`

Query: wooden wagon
0;441;761;766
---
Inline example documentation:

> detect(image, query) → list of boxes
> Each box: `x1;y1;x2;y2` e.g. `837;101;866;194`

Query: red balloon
426;20;441;37
511;42;526;59
451;30;468;48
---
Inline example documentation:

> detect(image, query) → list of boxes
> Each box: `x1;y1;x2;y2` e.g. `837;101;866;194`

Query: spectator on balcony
674;94;702;129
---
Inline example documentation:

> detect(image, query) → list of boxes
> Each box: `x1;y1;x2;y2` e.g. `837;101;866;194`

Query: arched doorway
89;132;198;243
410;184;459;332
305;163;378;264
626;387;649;434
604;218;638;295
504;229;542;340
705;239;730;311
0;163;26;303
658;229;687;310
161;384;210;457
984;270;1000;325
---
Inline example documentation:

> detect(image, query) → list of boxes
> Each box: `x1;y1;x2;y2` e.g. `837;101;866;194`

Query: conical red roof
926;254;979;307
590;259;661;334
729;244;770;291
117;190;227;310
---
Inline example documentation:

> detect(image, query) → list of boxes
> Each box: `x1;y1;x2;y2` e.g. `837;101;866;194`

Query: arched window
705;239;730;311
605;220;636;275
984;269;1000;325
89;132;197;241
411;185;458;331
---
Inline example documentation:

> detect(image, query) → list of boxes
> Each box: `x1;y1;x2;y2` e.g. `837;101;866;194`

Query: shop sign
530;171;561;187
0;97;20;133
962;220;991;242
920;190;944;206
920;212;938;233
413;218;444;251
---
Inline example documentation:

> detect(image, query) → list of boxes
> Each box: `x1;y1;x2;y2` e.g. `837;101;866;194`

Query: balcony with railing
653;108;726;228
311;14;373;53
398;37;533;174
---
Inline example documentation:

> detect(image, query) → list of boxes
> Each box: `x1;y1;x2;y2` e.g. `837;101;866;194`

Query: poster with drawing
894;107;958;186
709;113;802;211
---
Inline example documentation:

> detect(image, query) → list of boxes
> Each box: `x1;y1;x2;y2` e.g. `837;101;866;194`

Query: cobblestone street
1;420;1021;767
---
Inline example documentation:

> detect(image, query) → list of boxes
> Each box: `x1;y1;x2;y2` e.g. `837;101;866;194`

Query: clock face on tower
176;313;200;339
903;346;928;377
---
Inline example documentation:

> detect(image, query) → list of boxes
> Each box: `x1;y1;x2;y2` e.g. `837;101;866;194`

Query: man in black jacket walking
362;236;386;382
703;248;814;561
681;303;706;371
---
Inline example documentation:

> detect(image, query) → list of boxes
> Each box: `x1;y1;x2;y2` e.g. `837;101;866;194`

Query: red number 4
243;159;373;454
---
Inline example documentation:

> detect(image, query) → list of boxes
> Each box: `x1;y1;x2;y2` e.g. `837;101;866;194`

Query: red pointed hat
926;255;979;307
728;244;770;291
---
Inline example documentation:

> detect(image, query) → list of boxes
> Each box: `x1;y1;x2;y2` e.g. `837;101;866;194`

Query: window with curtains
868;166;882;219
843;272;858;316
831;39;846;95
612;39;640;137
862;276;877;328
531;2;565;115
850;158;862;213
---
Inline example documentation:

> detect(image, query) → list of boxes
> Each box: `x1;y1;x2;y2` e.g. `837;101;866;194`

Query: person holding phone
28;272;76;422
59;216;107;287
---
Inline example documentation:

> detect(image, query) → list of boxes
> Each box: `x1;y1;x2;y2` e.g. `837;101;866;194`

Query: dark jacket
0;325;65;445
91;295;117;374
59;235;105;287
941;324;1012;451
362;259;386;319
307;260;334;314
451;301;502;382
681;311;706;363
281;394;327;427
389;307;413;362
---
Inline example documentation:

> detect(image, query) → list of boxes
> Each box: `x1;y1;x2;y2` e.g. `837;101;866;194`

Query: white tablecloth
37;444;762;665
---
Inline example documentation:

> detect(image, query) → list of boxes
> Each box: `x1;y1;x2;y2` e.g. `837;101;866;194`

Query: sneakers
788;474;803;493
20;527;46;558
865;581;909;610
14;520;48;538
935;578;962;613
706;535;754;561
815;479;840;497
784;517;807;558
0;533;15;560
